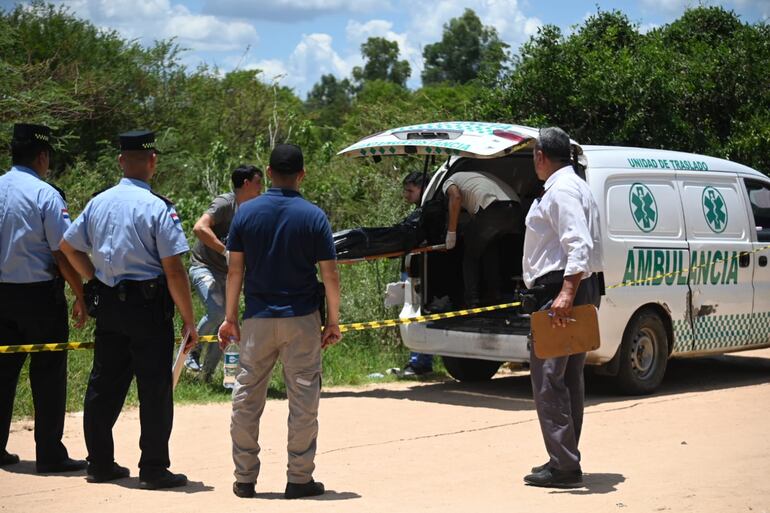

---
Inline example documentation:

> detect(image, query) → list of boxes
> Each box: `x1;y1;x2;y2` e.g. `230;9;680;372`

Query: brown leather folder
530;304;601;359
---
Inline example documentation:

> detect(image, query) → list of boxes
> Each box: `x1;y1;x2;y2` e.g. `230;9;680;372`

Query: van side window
744;179;770;242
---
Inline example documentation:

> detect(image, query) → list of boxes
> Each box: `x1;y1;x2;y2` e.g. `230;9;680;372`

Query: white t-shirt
442;171;520;215
522;166;604;288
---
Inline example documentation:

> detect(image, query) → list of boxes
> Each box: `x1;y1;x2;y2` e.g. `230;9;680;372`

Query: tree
476;6;770;173
351;37;411;89
421;8;508;85
305;74;352;128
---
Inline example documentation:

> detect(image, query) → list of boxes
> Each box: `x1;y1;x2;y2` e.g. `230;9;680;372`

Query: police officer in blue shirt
0;123;88;473
60;130;198;489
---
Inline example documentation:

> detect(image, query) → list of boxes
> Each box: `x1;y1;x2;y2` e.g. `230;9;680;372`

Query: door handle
739;252;751;268
760;256;768;267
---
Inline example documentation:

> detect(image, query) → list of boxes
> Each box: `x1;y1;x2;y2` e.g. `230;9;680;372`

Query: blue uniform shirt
64;178;189;286
0;166;70;283
228;188;336;319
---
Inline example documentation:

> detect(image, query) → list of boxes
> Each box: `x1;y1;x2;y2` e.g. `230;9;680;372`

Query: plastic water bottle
223;338;239;389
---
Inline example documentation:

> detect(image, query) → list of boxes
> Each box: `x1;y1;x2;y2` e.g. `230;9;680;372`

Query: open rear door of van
337;121;542;160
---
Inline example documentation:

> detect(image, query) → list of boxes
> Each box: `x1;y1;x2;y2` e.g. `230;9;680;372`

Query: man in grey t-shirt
185;165;262;379
442;171;522;307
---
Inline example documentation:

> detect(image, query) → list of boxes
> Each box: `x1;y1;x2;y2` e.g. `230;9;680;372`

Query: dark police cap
12;123;53;148
269;143;304;174
119;130;159;152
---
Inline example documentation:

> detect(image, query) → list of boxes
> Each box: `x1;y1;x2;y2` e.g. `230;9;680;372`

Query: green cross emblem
629;183;658;232
702;186;727;233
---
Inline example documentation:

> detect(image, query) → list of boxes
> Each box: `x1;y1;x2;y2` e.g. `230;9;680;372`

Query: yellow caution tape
335;301;521;333
0;342;94;354
607;243;770;289
3;243;769;353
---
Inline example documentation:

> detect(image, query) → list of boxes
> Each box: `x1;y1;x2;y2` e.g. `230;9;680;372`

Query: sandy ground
2;348;770;513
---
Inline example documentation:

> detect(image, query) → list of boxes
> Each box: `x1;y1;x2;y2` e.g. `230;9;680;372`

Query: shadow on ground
322;353;770;411
254;490;361;501
548;472;626;495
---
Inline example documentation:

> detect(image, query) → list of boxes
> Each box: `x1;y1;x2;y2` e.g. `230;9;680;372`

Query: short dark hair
535;127;572;163
231;165;262;189
11;141;49;168
402;171;425;189
269;144;304;176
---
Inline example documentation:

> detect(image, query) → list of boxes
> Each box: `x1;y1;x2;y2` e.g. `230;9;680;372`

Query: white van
338;121;770;394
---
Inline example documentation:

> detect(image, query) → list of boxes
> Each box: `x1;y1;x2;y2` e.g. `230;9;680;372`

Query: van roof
583;145;765;178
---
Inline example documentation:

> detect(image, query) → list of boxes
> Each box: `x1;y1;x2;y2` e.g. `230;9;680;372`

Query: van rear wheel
442;356;501;382
615;310;668;395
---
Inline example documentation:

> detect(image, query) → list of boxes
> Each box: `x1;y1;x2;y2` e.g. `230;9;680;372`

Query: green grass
9;262;435;419
10;327;418;419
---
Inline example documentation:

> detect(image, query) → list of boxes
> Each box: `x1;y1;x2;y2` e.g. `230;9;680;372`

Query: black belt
97;277;166;302
0;279;58;290
533;270;566;287
533;271;606;295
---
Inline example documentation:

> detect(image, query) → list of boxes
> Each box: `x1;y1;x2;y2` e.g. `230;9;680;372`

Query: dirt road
2;348;770;513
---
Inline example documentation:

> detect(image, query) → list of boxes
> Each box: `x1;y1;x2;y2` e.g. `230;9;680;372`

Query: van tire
615;310;668;395
442;356;501;382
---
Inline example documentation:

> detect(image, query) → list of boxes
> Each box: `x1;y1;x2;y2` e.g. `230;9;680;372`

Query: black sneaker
0;450;20;466
233;481;255;498
139;470;188;490
399;363;432;377
184;352;201;372
36;457;88;473
523;467;583;488
284;479;325;499
87;462;130;483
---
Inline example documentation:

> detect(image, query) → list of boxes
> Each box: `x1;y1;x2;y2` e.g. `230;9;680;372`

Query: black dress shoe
530;461;551;473
1;450;20;466
524;467;583;488
233;481;255;498
139;470;187;490
87;463;130;483
285;479;325;499
36;457;88;473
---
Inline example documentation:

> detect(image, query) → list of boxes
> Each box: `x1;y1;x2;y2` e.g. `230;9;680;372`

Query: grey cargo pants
529;273;601;472
230;312;322;485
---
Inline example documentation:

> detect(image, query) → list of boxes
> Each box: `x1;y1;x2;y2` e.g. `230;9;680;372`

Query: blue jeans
189;265;227;375
408;352;433;369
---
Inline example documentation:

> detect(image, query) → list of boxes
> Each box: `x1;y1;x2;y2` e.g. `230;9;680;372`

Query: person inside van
443;172;522;308
399;171;433;376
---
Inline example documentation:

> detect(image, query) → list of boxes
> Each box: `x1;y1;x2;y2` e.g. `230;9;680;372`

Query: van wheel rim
631;328;656;378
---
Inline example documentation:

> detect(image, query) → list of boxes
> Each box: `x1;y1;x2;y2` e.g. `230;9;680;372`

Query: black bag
334;223;420;260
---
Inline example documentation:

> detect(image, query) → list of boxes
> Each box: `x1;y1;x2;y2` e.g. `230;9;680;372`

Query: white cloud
247;33;359;97
403;0;542;48
54;0;258;54
248;1;543;96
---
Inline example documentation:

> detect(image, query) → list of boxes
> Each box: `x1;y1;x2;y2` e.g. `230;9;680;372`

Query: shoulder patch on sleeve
152;192;175;207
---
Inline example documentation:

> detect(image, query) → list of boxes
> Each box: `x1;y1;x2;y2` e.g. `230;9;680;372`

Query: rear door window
743;178;770;242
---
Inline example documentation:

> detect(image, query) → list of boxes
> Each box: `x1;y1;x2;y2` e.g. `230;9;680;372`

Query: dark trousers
83;280;174;477
0;281;69;463
529;273;600;471
462;201;521;306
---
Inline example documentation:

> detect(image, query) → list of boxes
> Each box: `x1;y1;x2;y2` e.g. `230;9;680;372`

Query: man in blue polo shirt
218;143;341;500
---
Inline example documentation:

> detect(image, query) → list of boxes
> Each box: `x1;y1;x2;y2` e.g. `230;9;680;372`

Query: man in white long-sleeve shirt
521;127;603;488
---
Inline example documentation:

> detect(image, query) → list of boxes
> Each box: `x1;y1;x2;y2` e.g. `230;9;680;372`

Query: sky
2;0;768;98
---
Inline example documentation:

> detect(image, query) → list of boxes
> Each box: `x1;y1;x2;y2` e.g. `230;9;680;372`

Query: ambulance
338;121;770;394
